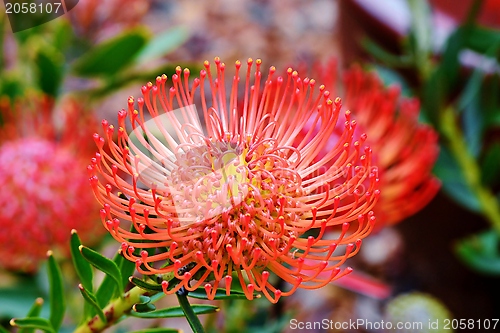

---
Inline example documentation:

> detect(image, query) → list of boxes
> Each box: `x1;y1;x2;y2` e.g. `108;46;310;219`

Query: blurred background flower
0;94;103;272
302;62;440;228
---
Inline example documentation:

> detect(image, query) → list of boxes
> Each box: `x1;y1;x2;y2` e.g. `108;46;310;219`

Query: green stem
176;290;206;333
73;286;148;333
441;107;500;233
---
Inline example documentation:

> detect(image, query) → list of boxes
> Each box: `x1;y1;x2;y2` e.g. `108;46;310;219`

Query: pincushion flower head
0;94;103;272
302;62;440;227
88;58;380;303
342;66;439;226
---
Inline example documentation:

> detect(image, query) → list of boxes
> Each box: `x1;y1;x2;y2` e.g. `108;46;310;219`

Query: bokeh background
1;0;500;332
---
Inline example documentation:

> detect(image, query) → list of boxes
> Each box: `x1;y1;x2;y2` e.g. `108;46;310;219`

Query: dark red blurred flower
300;62;440;227
343;66;439;226
88;58;380;302
431;0;500;28
0;95;103;272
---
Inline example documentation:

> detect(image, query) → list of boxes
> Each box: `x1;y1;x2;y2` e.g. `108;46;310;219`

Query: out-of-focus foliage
363;0;500;274
0;18;189;101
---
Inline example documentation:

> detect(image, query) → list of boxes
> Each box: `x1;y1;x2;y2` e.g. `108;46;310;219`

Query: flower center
161;134;304;268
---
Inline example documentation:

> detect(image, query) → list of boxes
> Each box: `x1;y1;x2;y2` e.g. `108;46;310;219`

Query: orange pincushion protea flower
0;95;103;272
342;66;439;226
88;58;380;303
306;62;439;227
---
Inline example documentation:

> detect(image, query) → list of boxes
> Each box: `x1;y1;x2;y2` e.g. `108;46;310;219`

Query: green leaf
433;146;481;212
457;41;499;158
139;295;152;304
78;284;106;323
71;230;95;320
176;293;206;332
188;287;249;300
421;69;446;127
80;246;123;297
465;26;500;59
133;302;157;313
0;72;25;102
129;329;181;333
132;295;157;313
0;325;10;333
361;38;413;68
95;274;116;308
34;44;64;97
70;230;94;293
129;277;163;292
95;251;128;307
482;74;500;127
481;142;500;185
422;27;466;123
456;229;500;275
130;305;219;318
457;60;485;113
19;298;44;333
72;28;149;77
10;318;55;333
461;99;483;158
47;252;65;332
119;250;136;292
440;27;466;82
25;297;44;317
136;26;189;64
52;19;74;52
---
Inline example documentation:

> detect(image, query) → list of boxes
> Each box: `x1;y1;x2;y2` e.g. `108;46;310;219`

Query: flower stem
176;289;206;333
73;286;147;333
441;107;500;233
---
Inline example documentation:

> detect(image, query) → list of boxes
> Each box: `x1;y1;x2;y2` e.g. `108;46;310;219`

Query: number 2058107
5;2;62;14
443;319;498;330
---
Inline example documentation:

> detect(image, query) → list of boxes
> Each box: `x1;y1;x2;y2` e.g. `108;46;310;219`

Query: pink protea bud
0;95;104;272
90;58;379;303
